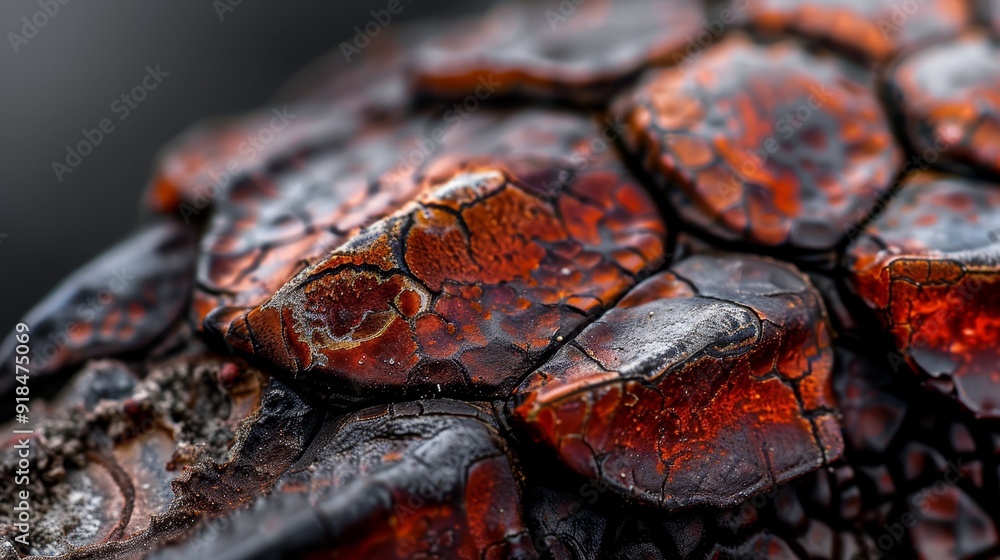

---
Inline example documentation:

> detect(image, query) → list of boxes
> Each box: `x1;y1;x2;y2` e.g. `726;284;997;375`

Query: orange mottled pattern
224;110;666;400
412;0;703;104
846;172;1000;417
735;0;970;62
615;35;901;251
510;255;842;511
888;33;1000;179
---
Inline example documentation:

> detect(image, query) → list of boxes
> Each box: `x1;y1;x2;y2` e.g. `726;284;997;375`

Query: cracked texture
0;356;264;558
224;109;667;400
510;254;842;511
615;35;902;251
845;172;1000;418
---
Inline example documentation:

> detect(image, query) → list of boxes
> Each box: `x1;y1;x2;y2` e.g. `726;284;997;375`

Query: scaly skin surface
615;35;902;251
5;2;1000;558
511;254;842;510
846;172;1000;418
225;110;667;400
887;33;1000;179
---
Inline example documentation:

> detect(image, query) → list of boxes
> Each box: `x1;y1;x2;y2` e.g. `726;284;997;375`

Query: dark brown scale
733;0;971;63
709;532;799;559
172;379;324;514
412;0;704;104
595;347;1000;559
845;172;1000;418
225;109;666;401
0;221;196;399
511;254;842;511
886;33;1000;179
614;34;902;252
169;400;536;560
601;483;877;559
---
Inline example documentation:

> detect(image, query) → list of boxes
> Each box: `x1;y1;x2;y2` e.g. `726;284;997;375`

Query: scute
887;33;1000;179
845;172;1000;418
614;35;902;252
510;254;842;511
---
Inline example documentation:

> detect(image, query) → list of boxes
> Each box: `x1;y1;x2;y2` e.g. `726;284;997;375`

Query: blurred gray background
0;0;484;330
